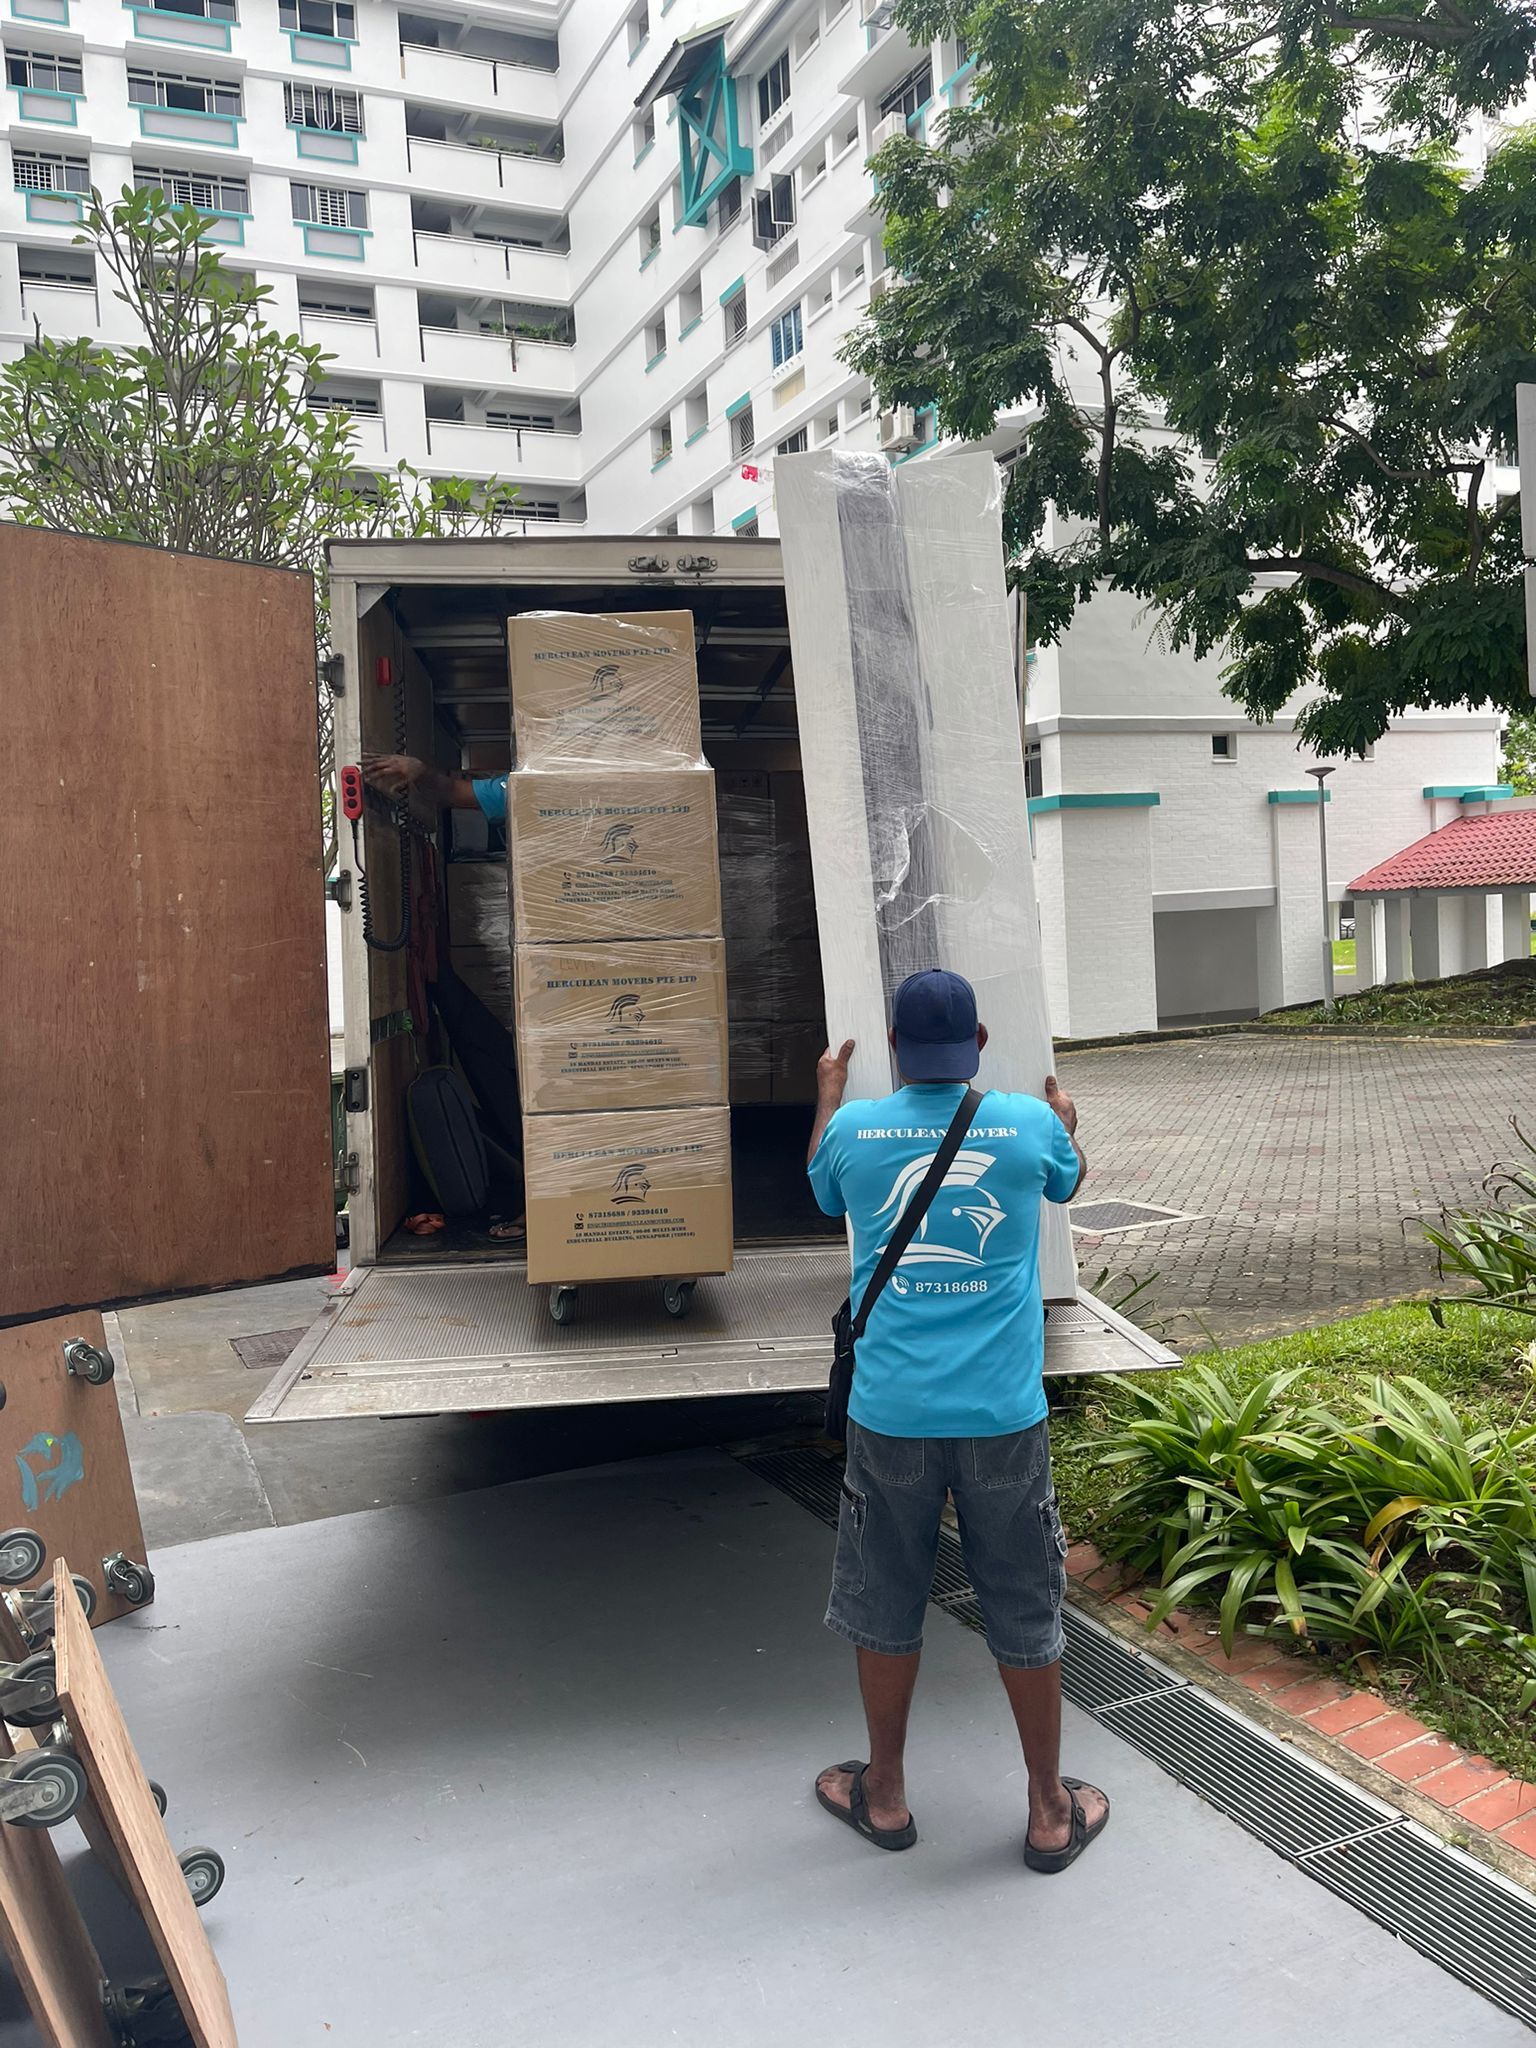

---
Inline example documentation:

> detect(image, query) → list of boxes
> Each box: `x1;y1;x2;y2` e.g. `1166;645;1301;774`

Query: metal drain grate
1070;1200;1187;1234
738;1442;1536;2031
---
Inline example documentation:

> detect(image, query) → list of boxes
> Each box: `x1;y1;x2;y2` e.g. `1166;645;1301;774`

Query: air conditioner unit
878;405;917;451
859;0;895;26
869;110;906;154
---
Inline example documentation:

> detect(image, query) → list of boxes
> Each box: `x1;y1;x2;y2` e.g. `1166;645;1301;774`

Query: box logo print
589;663;624;699
611;1162;652;1203
605;993;646;1030
599;820;640;864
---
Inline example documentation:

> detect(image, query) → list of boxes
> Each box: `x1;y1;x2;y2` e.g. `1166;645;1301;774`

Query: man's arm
1045;1075;1087;1198
363;753;483;811
807;1038;855;1165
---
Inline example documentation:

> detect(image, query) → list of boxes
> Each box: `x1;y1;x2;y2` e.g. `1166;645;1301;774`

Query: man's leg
816;1647;921;1830
996;1659;1107;1851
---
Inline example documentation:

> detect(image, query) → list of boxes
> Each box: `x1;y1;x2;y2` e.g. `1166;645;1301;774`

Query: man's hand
1045;1075;1077;1136
817;1038;856;1105
362;752;424;798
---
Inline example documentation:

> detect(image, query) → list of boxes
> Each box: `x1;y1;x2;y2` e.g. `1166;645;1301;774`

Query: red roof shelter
1348;811;1536;895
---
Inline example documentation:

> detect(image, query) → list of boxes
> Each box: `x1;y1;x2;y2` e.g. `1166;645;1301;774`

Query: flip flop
815;1761;917;1852
1023;1778;1110;1874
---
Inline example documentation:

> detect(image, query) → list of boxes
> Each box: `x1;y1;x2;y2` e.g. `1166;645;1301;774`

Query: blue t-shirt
472;774;508;823
808;1083;1080;1439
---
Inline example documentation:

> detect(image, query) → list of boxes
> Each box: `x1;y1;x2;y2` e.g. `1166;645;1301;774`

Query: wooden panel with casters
0;1313;149;1625
54;1560;239;2048
1;524;333;1323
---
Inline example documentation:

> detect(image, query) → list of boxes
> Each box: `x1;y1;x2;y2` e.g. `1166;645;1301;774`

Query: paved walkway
1059;1034;1534;1343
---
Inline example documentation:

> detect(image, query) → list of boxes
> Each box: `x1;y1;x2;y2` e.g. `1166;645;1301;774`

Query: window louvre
722;285;748;349
731;403;755;458
770;302;803;369
285;81;363;133
135;164;248;211
291;180;368;228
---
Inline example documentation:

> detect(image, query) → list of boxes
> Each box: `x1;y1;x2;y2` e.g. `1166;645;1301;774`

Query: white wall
1154;907;1261;1022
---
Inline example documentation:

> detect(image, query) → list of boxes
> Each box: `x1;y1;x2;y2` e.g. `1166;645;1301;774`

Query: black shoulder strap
851;1086;982;1340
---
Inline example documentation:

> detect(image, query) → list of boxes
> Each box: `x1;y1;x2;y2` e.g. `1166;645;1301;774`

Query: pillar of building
1258;800;1324;1011
1501;889;1533;963
1353;896;1387;988
1410;893;1470;982
1028;799;1158;1037
1383;896;1411;982
1462;893;1498;971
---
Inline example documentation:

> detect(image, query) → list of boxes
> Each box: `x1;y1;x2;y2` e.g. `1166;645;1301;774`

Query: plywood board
0;1789;114;2048
0;1313;147;1625
1;525;332;1323
54;1560;238;2048
777;452;1075;1298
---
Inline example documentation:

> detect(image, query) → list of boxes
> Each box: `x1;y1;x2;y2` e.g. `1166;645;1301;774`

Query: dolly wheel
549;1286;577;1325
179;1846;225;1908
62;1338;114;1385
0;1531;44;1587
103;1555;155;1608
4;1749;87;1830
662;1280;696;1320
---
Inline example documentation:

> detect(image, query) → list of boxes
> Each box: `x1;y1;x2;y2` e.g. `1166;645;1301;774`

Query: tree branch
1247;556;1402;605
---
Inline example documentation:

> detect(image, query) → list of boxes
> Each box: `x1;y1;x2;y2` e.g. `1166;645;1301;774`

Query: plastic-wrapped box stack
507;611;733;1286
718;775;826;1105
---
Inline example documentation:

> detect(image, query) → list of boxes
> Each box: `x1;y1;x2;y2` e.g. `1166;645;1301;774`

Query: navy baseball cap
891;969;981;1081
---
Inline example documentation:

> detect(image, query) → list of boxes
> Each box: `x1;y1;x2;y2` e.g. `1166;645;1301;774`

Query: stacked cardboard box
508;611;733;1285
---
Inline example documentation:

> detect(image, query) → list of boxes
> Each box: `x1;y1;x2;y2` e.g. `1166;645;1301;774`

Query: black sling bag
825;1086;983;1442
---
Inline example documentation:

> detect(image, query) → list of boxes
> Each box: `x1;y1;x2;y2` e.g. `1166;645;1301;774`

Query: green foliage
1270;955;1536;1029
1506;710;1536;793
1425;1120;1536;1319
849;2;1536;750
1093;1362;1536;1702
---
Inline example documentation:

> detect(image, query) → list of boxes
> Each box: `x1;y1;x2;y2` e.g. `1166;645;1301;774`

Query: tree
1505;708;1536;791
0;187;522;858
845;1;1536;752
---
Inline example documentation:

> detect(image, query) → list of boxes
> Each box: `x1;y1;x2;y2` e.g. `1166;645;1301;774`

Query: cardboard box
516;939;728;1113
510;610;702;770
522;1106;734;1284
509;768;722;943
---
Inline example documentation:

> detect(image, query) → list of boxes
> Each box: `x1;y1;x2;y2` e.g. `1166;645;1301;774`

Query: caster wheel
5;1748;86;1830
103;1976;184;2046
4;1652;60;1729
150;1780;168;1819
103;1555;155;1608
549;1286;577;1325
23;1573;96;1628
661;1280;696;1320
0;1531;45;1586
178;1845;225;1908
62;1337;114;1385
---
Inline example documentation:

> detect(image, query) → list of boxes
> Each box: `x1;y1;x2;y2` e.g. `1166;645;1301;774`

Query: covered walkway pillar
1410;894;1470;981
1502;889;1533;963
1382;896;1411;982
1353;896;1387;988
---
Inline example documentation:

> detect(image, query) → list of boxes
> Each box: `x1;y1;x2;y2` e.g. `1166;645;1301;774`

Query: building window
1025;742;1043;800
796;18;819;60
716;176;742;231
299;283;373;318
722;282;747;350
684;386;708;440
280;0;355;35
285;81;363;132
770;301;803;369
752;173;795;248
648;315;666;360
6;49;84;92
801;148;826;191
678;275;703;330
291;179;367;227
879;60;933;123
127;68;243;115
486;409;557;431
135;163;247;211
757;48;789;124
735;515;760;538
307;386;378;414
640;208;661;260
154;0;238;16
1211;733;1237;761
633;107;655;158
626;3;647;57
730;402;755;458
818;411;839;444
12;148;88;192
651;419;672;463
776;427;808;456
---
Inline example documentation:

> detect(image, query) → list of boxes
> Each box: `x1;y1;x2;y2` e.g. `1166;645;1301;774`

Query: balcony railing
412;229;568;297
418;324;577;391
404;134;563;210
422;418;580;479
398;41;558;119
19;277;101;336
300;309;379;360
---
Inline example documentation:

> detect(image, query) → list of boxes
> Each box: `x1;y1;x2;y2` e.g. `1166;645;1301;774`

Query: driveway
1059;1035;1534;1344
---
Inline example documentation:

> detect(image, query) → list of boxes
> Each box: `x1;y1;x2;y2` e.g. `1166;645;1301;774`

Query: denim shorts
825;1417;1066;1669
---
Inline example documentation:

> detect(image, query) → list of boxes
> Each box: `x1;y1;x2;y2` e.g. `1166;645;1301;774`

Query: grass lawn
1050;1302;1536;1781
1332;937;1356;973
1270;954;1536;1032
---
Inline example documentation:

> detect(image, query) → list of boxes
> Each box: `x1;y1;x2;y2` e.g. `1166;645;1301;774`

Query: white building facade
2;0;1518;1037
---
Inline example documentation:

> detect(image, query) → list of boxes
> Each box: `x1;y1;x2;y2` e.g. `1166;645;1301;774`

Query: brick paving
1058;1034;1536;1342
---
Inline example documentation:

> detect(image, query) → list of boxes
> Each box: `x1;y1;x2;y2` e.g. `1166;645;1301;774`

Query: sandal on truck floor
815;1761;916;1851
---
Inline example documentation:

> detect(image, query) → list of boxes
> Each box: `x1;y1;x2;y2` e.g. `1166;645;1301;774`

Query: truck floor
26;1450;1525;2047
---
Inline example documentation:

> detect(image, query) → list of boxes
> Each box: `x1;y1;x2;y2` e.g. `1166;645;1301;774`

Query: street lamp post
1306;764;1337;1014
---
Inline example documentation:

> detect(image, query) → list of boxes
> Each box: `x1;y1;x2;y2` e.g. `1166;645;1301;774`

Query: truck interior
249;540;1178;1424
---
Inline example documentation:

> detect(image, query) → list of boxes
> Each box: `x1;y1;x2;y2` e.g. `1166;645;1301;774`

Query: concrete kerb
1056;1023;1536;1053
1066;1576;1536;1895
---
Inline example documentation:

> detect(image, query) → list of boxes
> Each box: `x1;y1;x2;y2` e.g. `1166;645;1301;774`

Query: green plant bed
1051;1303;1536;1780
1266;955;1536;1033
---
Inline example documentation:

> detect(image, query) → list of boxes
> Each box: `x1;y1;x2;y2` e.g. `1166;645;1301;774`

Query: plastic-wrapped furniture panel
778;450;1075;1298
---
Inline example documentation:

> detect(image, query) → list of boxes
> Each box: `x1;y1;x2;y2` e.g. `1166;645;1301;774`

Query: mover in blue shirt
363;754;508;821
807;968;1109;1874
